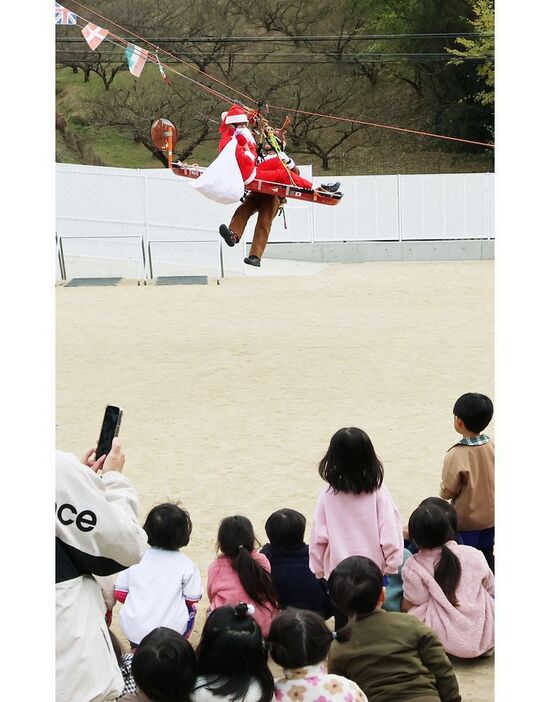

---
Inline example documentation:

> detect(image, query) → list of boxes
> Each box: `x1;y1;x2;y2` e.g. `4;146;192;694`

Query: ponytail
231;546;279;610
434;543;462;606
333;616;354;644
217;516;279;611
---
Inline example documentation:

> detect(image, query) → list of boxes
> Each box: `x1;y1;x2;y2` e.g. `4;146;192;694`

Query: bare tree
87;78;219;165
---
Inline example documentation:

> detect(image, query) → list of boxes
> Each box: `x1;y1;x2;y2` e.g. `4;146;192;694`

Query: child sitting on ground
192;603;275;702
327;556;461;702
440;393;494;571
207;515;279;636
260;508;332;619
267;608;366;701
401;499;494;658
114;503;202;647
118;627;197;702
404;496;462;554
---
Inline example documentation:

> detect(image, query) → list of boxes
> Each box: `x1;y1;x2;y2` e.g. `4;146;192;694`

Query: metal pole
59;238;67;281
140;236;147;285
219;240;225;280
148;241;154;279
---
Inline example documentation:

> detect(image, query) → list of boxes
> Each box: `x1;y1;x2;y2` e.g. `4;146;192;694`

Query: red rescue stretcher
170;162;343;206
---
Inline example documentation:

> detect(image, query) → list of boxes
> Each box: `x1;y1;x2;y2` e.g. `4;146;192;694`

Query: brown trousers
229;192;282;259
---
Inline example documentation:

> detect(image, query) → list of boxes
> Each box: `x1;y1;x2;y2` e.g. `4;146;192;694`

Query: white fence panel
56;165;145;225
399;173;493;240
143;169;235;241
55;165;494;280
311;175;400;241
311;176;358;241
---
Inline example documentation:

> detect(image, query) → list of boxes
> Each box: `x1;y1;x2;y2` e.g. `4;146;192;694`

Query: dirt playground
56;260;494;700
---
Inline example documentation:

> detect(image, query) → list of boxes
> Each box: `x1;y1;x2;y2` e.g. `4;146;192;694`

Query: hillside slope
56;67;494;175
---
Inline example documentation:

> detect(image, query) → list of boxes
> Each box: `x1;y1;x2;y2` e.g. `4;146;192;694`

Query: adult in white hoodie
56;440;148;702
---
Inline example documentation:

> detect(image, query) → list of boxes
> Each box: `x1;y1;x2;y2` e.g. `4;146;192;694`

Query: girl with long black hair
402;499;494;658
207;515;279;636
192;604;274;702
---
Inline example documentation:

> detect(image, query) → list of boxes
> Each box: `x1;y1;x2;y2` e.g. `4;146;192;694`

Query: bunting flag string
54;2;234;102
55;3;77;25
125;44;149;78
81;22;108;51
55;1;494;148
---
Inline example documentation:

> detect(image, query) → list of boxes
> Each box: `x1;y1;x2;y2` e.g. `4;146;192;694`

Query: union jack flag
55;3;77;25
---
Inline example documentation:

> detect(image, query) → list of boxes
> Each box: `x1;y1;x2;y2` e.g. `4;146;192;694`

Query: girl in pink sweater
402;499;494;658
309;427;403;581
207;515;279;637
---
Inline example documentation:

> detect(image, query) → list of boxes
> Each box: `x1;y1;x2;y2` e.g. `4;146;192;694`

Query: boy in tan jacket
440;393;494;571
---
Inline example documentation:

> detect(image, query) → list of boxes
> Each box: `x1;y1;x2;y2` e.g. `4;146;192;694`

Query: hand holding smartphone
95;405;123;461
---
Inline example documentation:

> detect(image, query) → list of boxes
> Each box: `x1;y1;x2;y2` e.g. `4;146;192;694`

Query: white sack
189;139;244;204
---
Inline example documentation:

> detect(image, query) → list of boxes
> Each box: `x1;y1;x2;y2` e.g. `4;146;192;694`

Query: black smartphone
96;405;123;460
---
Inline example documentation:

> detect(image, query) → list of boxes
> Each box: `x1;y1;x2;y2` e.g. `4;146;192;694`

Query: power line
57;32;493;44
59;1;494;149
56;49;493;58
56;51;493;63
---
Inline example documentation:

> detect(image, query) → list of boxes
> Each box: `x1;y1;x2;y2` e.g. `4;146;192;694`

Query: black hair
408;503;462;607
217;516;279;610
267;608;333;669
143;503;192;550
131;627;197;702
327;556;383;642
328;556;383;617
195;604;274;702
453;393;493;433
418;497;458;539
265;509;306;550
319;427;383;495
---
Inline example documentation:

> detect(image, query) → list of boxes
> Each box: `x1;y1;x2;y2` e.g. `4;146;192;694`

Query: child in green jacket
327;556;461;702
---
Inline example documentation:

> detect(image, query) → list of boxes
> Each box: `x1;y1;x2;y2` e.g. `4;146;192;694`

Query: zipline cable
61;1;494;149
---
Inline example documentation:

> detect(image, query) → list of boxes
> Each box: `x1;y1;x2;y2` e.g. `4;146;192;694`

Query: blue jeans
458;527;494;572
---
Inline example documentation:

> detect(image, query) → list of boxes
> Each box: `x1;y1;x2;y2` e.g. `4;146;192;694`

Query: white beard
235;126;255;146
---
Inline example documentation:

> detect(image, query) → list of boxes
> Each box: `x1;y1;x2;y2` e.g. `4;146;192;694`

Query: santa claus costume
218;105;258;185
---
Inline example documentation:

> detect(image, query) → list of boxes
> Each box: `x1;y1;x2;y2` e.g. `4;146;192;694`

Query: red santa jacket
218;127;257;184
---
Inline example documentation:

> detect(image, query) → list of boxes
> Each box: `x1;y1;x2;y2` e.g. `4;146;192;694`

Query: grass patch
57;66;164;168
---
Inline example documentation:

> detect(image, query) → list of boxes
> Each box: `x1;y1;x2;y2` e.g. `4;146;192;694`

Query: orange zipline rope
64;1;494;149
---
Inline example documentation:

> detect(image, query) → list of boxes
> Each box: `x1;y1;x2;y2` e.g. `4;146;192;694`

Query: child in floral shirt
267;609;366;702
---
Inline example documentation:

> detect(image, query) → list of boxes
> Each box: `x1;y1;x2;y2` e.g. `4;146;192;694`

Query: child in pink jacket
402;499;494;658
309;427;403;580
207;515;279;637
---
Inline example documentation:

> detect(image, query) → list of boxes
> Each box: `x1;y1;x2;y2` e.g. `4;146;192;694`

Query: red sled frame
170;162;343;206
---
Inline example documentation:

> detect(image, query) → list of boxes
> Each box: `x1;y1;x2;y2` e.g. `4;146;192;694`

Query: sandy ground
56;260;494;700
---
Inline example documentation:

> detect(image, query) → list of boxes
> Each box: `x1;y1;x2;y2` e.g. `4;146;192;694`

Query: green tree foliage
448;0;494;106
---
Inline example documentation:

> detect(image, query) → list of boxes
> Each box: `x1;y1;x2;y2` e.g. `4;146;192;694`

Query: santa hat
224;104;249;126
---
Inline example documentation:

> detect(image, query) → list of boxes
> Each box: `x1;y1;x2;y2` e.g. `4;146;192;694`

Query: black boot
244;255;261;267
219;224;237;247
319;181;340;193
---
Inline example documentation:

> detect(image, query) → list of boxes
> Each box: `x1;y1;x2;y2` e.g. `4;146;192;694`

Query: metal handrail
147;239;222;280
58;235;147;284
